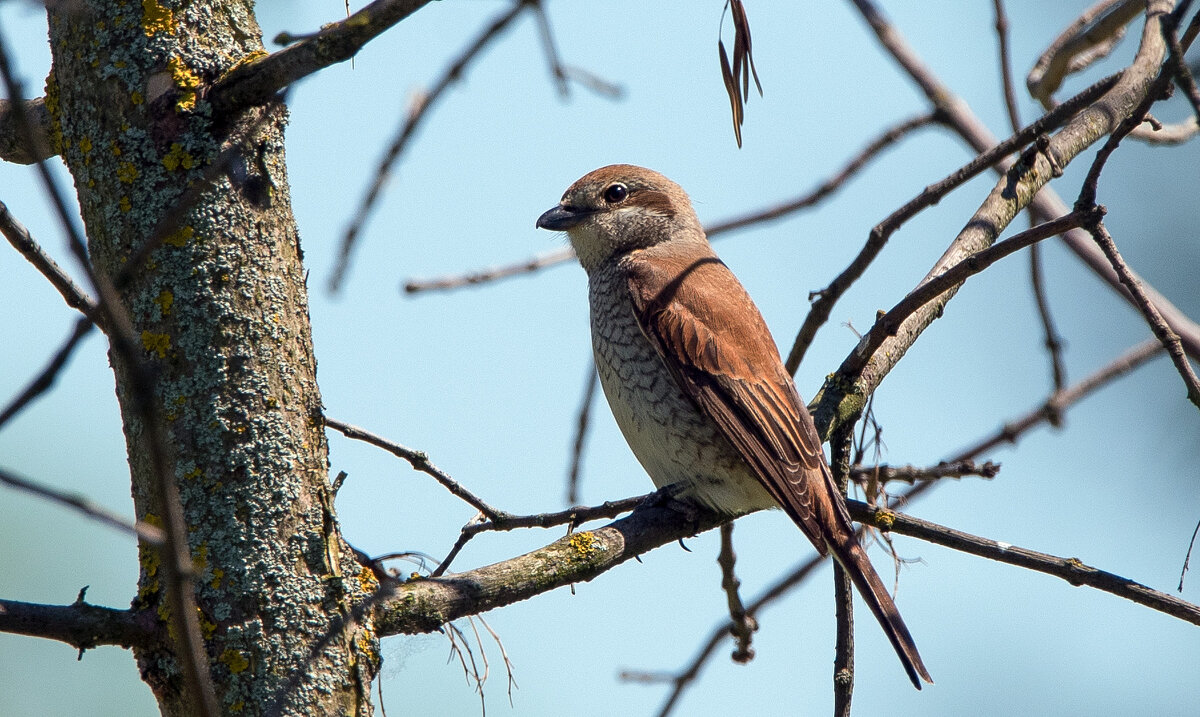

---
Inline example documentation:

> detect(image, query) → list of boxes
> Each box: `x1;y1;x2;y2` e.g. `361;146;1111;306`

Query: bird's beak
536;204;591;231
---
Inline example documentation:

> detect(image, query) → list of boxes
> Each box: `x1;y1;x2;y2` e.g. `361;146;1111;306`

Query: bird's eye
603;183;628;204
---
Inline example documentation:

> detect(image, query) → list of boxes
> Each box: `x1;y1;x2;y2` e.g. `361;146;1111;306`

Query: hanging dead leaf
718;0;763;148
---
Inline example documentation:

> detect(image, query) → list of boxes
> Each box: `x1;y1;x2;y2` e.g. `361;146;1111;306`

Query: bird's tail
826;530;933;689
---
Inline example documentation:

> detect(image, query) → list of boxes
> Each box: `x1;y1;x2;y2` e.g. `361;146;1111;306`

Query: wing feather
623;249;853;549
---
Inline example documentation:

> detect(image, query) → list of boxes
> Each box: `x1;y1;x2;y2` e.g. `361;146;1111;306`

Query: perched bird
536;164;932;688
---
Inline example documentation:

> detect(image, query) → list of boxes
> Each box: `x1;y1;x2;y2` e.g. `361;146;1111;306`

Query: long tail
826;531;933;689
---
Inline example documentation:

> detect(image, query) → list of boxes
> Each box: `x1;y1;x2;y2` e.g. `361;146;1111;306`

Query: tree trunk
44;1;378;714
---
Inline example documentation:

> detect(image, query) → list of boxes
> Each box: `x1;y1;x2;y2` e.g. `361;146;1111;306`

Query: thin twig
784;70;1120;374
717;523;755;663
0;316;93;430
565;363;598;504
331;1;530;292
0;199;101;328
324;417;507;520
1083;220;1200;410
948;339;1163;461
849;460;1000;485
849;499;1200;627
830;425;856;716
404;112;939;296
1027;0;1143;107
208;0;434;115
1180;517;1200;591
994;0;1068;392
842;209;1097;378
0;467;165;546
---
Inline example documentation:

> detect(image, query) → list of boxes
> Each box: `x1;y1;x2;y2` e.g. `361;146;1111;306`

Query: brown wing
622;247;853;552
623;246;934;688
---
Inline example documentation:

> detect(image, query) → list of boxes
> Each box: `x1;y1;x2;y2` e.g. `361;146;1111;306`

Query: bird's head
536;164;705;273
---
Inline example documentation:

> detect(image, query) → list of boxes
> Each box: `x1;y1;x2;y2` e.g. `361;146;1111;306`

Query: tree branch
0;598;158;651
849;500;1200;627
207;0;433;116
0;97;53;164
812;0;1175;438
404;111;941;296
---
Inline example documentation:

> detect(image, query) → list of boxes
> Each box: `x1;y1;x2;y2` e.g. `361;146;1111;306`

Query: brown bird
536;164;932;688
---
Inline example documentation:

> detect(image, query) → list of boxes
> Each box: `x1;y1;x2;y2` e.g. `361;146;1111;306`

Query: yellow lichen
140;330;171;358
78;137;92;153
141;0;174;37
218;49;268;82
162;142;194;171
154;290;173;316
198;612;217;639
110;141;122;156
210;567;224;589
568;531;599;556
167;56;199;111
873;508;896;530
184;467;202;480
116;160;139;184
220;649;250;674
357;566;379;594
130;90;144;106
162;225;193;246
119;196;132;212
192;543;208;570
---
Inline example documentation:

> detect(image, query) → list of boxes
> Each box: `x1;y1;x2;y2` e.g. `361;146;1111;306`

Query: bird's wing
623;250;853;552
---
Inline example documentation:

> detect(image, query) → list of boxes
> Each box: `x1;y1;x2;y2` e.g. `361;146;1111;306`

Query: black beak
536;205;591;231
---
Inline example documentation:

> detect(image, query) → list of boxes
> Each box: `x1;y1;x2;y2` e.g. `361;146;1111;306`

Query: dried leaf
718;38;743;147
732;0;764;97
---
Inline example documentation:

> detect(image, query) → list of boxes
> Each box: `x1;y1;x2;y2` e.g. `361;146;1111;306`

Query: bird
536;164;932;688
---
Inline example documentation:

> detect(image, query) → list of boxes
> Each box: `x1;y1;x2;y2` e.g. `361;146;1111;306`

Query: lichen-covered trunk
44;1;378;714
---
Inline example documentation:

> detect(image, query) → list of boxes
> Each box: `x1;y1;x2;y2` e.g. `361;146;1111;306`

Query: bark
43;1;377;714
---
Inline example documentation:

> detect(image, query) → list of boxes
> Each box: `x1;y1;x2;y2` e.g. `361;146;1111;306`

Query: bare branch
0;97;53;164
842;208;1097;380
717;523;755;664
1027;0;1144;106
324;416;507;520
207;0;433;115
406;111;939;296
330;1;530;292
813;0;1176;437
849;460;1000;486
785;70;1120;374
849;500;1200;627
0;598;158;651
565;363;598;505
0;467;166;546
1084;220;1200;409
0;199;101;328
0;317;93;430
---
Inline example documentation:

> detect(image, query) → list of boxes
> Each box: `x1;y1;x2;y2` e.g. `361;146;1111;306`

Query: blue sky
2;1;1199;715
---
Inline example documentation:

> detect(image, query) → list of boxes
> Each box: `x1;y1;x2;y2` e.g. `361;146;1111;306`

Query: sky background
2;1;1199;715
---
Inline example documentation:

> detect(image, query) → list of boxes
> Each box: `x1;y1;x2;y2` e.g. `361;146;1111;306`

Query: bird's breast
586;264;776;515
